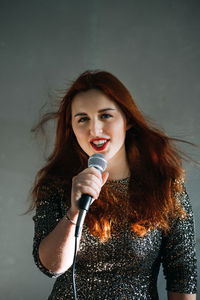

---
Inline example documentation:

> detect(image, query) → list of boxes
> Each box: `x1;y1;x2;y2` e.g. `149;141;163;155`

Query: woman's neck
106;151;130;180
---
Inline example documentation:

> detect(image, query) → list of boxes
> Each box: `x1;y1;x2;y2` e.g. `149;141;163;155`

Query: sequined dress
33;178;197;299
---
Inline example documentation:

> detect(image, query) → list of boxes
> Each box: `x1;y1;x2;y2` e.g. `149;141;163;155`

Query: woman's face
71;89;129;164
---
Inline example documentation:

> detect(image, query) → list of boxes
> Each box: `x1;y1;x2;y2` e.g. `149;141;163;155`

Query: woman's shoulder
169;177;195;232
172;177;192;210
36;176;70;204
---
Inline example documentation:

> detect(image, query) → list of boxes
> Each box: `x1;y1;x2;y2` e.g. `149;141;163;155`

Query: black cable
72;236;78;300
71;154;107;299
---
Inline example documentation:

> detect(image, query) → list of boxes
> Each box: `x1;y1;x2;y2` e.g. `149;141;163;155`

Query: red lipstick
90;138;110;152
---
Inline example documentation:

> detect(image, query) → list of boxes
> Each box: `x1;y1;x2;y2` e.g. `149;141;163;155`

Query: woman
32;70;197;299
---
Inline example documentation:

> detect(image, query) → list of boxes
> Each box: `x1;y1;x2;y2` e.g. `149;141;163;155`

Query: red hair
31;70;186;241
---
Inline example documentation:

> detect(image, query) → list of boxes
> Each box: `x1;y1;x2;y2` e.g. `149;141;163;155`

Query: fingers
71;167;106;210
73;177;101;200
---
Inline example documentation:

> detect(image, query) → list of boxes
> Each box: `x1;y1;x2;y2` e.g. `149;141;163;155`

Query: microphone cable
71;153;107;300
72;236;78;300
72;195;92;300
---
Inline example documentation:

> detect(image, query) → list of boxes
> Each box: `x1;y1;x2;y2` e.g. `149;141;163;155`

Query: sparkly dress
33;178;197;299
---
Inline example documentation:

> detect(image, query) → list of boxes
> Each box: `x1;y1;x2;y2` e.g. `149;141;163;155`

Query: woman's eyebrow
74;108;116;118
74;112;88;118
99;108;116;113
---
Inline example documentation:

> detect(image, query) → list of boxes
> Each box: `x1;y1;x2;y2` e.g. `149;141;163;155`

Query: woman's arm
161;183;197;295
36;168;109;275
38;208;80;274
168;291;196;300
32;183;79;277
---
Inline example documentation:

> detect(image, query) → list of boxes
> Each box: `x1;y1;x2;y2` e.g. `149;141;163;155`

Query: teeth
92;140;108;146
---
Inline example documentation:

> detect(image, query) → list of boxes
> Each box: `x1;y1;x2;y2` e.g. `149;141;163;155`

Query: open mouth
90;139;110;151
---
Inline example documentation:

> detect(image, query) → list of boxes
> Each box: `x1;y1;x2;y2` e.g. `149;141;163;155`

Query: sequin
32;178;197;299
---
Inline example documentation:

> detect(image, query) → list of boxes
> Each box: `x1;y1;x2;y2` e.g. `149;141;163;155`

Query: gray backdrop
0;1;199;299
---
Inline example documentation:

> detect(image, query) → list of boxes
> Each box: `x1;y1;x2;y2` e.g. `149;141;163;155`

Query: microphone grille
88;153;107;173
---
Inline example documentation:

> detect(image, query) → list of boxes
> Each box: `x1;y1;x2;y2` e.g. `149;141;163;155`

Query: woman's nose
89;119;103;136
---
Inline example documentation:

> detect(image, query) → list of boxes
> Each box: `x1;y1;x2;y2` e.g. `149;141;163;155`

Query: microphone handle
75;194;92;237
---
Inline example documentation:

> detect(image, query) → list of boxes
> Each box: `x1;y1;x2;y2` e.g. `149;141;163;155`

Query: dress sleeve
161;184;197;294
32;182;68;278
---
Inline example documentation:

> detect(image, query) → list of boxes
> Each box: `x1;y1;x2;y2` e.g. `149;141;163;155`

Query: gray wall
0;1;199;299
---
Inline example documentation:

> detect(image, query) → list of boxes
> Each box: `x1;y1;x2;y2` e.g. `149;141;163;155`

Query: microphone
75;153;107;237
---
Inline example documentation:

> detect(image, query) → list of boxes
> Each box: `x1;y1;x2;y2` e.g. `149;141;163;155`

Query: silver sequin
33;178;197;299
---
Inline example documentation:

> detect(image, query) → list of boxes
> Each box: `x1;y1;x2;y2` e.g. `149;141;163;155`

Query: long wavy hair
31;70;191;241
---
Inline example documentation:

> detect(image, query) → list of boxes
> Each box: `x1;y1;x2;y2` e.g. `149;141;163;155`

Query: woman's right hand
38;166;109;274
69;167;109;215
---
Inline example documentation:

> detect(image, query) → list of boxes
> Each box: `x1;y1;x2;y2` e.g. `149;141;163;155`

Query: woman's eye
78;117;89;123
101;113;112;119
